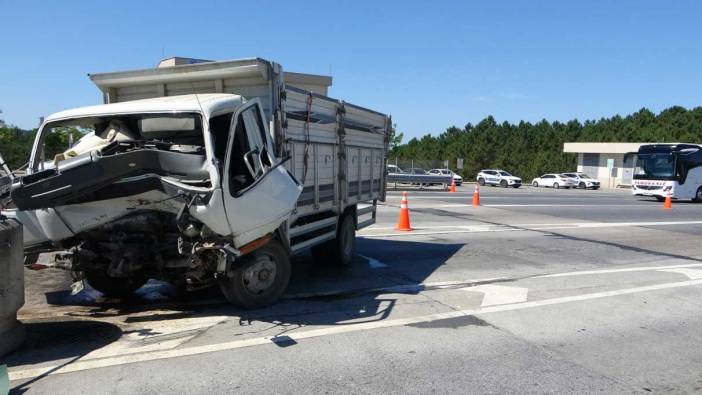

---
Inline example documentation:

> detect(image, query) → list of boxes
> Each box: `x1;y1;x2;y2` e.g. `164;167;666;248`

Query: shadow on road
9;239;463;366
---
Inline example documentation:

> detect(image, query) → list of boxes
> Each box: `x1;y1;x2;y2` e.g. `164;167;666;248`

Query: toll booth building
563;142;648;189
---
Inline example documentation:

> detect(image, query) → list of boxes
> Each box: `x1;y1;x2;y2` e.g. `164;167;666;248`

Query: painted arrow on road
461;284;529;306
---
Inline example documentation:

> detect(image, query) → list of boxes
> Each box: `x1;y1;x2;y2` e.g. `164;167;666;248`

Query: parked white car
476;169;522;188
428;169;463;185
561;172;600;190
531;174;578;189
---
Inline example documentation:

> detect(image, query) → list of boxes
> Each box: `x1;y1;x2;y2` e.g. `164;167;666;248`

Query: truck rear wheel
311;212;356;266
218;239;291;309
85;270;148;298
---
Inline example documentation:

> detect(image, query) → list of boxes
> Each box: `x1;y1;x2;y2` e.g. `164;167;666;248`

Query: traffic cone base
395;192;413;231
664;192;672;210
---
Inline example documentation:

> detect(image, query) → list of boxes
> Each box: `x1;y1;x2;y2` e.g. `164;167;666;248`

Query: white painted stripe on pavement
461;284;529;306
485;204;655;207
540;263;702;278
359;254;388;269
11;278;702;381
657;268;702;279
360;220;702;237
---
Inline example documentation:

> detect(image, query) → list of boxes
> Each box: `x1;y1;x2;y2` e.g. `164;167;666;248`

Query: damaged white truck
0;58;391;308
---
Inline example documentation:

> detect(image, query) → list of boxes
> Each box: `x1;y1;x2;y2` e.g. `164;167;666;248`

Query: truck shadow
16;239;463;356
4;320;122;392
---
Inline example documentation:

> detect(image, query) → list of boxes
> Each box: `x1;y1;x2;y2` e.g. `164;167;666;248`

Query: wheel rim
533;182;538;187
697;188;702;200
554;183;559;189
242;255;277;295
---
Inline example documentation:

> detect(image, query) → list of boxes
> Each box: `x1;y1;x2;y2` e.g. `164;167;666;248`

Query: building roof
563;142;649;154
44;94;244;123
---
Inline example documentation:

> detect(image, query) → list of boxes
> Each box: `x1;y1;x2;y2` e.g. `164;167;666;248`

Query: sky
2;0;702;140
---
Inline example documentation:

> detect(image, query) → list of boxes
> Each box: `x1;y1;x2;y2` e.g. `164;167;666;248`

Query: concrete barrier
0;218;24;357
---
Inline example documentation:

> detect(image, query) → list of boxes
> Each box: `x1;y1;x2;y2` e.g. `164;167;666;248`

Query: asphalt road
6;185;702;394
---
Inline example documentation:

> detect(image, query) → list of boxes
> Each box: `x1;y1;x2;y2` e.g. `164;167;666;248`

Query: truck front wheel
85;270;148;298
218;239;291;309
311;212;356;266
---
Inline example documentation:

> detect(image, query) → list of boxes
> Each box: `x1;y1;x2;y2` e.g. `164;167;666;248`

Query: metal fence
387;158;448;173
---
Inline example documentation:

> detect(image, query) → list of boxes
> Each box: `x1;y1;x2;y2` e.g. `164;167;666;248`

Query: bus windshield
634;153;676;180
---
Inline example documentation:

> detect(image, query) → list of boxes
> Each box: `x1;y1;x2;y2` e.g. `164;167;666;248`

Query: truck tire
85;270;148;298
219;238;291;309
311;212;357;266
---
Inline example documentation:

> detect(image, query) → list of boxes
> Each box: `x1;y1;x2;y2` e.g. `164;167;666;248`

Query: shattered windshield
33;113;203;171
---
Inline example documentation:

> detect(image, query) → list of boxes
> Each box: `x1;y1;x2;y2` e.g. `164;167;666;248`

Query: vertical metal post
357;148;362;200
313;144;319;209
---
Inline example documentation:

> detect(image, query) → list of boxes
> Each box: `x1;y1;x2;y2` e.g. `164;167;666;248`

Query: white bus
630;143;702;202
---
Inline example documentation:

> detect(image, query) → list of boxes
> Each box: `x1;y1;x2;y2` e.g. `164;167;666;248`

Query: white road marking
485;204;655;207
360;220;702;237
539;263;702;278
81;315;229;360
11;277;702;381
462;284;529;306
359;254;388;269
658;268;702;279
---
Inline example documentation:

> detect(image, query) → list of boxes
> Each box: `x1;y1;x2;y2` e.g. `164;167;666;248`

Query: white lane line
360;220;702;237
540;263;702;278
80;316;229;360
658;268;702;280
461;284;529;306
11;278;702;381
358;254;388;269
485;204;655;207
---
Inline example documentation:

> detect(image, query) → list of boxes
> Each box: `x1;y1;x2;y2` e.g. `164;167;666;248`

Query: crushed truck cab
1;58;391;308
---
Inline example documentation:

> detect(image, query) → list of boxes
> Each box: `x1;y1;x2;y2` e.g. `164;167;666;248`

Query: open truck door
222;99;302;247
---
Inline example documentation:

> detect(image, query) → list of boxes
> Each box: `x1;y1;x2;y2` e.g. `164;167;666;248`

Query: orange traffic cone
664;191;672;210
395;192;413;231
472;184;481;207
449;179;456;193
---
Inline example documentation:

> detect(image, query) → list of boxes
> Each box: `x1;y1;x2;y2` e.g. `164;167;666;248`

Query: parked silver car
562;172;601;190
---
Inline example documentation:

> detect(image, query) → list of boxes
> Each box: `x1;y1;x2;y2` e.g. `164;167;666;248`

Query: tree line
391;106;702;182
2;106;702;181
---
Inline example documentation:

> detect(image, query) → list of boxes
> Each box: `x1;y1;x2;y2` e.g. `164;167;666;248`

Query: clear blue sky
2;0;702;140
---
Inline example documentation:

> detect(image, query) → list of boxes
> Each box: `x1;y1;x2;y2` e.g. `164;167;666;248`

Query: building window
582;153;600;167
